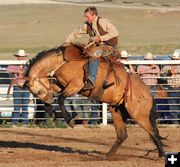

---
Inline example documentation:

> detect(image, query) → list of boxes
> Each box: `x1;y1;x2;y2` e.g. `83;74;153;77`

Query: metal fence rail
0;60;180;125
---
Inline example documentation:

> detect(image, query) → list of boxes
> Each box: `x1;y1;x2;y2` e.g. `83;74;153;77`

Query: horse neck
65;45;86;61
29;53;63;77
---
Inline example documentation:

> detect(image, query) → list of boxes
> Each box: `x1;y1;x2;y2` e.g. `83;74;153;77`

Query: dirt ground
0;125;179;167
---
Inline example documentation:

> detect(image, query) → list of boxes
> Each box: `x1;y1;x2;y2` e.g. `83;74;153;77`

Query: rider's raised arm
64;23;88;44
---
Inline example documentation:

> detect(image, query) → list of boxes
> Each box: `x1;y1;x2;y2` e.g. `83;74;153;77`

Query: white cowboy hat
120;50;130;58
144;52;154;60
169;49;180;59
14;50;29;57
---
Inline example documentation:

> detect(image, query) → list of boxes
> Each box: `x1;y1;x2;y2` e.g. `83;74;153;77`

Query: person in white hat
144;52;154;60
137;52;160;97
117;50;135;73
14;49;29;58
169;49;180;60
6;50;30;126
161;49;180;124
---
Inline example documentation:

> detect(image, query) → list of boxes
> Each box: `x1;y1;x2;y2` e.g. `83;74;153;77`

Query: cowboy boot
83;79;95;90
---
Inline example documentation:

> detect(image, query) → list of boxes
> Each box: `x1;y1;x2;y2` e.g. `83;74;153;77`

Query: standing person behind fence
71;94;91;125
137;52;160;97
6;50;30;126
62;6;118;90
161;49;180;124
117;50;135;73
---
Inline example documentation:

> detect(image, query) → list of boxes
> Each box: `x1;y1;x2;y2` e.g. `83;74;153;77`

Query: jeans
167;87;180;124
150;86;157;98
88;45;116;84
13;86;30;125
72;96;91;124
90;102;98;124
88;57;99;84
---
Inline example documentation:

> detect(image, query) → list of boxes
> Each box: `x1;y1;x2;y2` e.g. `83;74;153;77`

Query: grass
38;119;69;128
0;119;69;128
0;120;12;128
85;124;100;129
0;2;180;59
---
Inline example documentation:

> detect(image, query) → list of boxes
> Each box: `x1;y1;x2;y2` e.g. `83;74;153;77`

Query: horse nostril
38;91;41;95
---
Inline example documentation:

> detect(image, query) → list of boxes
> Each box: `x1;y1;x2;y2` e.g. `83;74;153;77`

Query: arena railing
0;60;180;125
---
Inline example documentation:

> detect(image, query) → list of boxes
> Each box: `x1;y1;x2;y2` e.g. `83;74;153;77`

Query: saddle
72;42;127;102
84;42;120;61
75;42;126;101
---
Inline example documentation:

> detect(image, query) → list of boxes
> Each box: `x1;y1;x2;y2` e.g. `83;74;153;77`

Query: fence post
102;103;107;125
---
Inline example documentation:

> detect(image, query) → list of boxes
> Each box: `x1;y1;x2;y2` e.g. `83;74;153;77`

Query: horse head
24;47;65;104
24;44;87;104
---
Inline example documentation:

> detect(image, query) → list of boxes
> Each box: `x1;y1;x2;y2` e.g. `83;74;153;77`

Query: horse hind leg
131;100;165;158
106;105;128;157
148;101;165;157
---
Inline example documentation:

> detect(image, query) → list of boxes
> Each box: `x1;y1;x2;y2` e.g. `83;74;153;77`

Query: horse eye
37;91;41;95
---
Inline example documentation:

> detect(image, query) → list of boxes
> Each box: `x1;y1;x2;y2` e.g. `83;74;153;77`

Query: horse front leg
44;102;61;120
58;94;75;128
57;81;84;128
106;105;128;157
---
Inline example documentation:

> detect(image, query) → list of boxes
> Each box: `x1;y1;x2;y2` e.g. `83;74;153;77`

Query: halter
25;57;65;102
7;76;54;102
7;59;66;103
25;50;66;102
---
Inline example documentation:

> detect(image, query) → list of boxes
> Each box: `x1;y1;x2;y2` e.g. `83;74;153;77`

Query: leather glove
62;42;69;47
89;36;101;43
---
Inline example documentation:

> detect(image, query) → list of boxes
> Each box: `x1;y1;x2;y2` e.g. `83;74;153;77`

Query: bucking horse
22;43;166;158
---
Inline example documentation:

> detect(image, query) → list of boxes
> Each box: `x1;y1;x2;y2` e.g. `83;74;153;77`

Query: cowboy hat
14;50;29;57
169;49;180;59
144;52;154;60
120;50;130;58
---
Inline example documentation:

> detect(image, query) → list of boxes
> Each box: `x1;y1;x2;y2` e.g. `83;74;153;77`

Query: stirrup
83;80;94;90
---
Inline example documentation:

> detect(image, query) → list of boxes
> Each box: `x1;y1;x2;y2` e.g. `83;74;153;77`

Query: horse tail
149;99;168;142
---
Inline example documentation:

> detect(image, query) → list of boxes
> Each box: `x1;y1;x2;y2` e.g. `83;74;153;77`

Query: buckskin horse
24;43;165;158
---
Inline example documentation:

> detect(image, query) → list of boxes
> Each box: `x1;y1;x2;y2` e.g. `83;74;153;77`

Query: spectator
90;102;99;124
70;94;99;125
117;50;135;73
6;50;30;126
71;94;91;125
137;52;160;97
155;85;170;124
161;49;180;124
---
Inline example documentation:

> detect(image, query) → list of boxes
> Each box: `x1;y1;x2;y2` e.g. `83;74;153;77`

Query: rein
7;76;54;102
47;61;66;76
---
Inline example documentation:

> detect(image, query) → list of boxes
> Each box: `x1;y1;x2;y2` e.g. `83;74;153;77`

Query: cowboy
62;6;118;90
6;50;30;126
161;49;180;124
117;50;135;73
137;52;160;97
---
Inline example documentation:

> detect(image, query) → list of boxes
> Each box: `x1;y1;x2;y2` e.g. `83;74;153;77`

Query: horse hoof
69;119;75;128
105;152;112;157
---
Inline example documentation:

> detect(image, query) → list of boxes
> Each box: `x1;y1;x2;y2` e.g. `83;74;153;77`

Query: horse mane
25;46;65;77
65;43;87;59
70;42;86;54
24;43;122;85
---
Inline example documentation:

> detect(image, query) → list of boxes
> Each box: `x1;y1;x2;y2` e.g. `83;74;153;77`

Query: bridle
7;50;66;102
25;50;66;102
7;44;87;102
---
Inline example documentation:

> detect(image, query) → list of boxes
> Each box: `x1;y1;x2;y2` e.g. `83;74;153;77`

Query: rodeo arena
0;48;180;166
0;1;180;167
